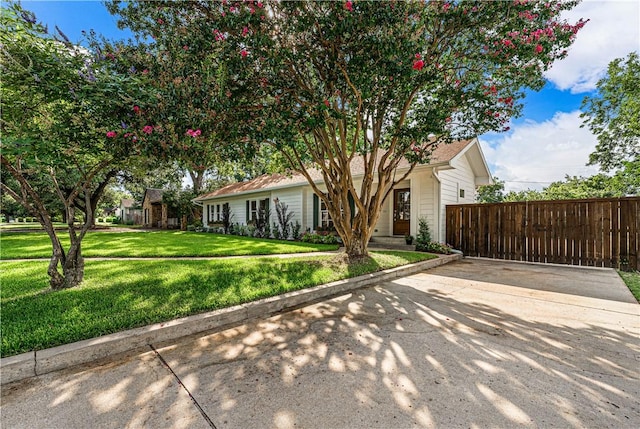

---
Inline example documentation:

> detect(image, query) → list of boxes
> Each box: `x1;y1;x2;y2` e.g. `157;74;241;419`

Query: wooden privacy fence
446;197;639;271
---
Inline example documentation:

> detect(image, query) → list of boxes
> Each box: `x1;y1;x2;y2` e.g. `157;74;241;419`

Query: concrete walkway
2;259;639;428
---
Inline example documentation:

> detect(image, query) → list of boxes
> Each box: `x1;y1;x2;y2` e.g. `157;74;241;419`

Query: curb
1;253;461;385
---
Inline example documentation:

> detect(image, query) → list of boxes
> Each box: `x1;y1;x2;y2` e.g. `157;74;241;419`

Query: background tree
501;162;638;201
581;52;640;171
110;0;586;257
476;178;505;203
1;4;151;289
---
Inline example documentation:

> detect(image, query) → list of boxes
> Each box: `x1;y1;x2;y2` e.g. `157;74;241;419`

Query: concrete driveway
2;258;639;428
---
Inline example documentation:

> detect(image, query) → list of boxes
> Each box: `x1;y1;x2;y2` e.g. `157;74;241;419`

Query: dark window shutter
207;205;211;222
348;192;355;222
246;200;250;222
264;198;270;222
313;194;319;229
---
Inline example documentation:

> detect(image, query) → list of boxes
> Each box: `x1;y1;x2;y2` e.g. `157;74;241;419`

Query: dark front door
393;188;410;235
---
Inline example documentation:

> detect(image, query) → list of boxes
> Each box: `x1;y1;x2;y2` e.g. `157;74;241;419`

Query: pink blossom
133;105;140;114
214;29;226;41
242;27;249;36
143;125;153;134
443;3;451;12
157;19;164;25
257;2;263;7
142;69;149;74
241;49;248;58
344;1;353;12
535;44;543;54
412;59;424;70
106;131;117;138
415;53;421;59
186;129;202;137
324;99;330;107
183;45;188;50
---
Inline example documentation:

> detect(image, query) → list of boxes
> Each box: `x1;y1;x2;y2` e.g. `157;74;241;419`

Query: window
320;199;333;229
247;199;268;223
459;189;465;198
216;204;221;221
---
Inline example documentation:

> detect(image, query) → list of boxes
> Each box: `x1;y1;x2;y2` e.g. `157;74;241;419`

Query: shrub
254;206;271;238
222;205;234;234
301;232;339;245
274;198;294;239
414;217;452;254
415;217;431;246
292;220;302;240
415;241;452;254
272;222;281;240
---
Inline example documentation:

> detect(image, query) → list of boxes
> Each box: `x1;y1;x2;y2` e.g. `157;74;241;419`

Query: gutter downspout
432;167;442;243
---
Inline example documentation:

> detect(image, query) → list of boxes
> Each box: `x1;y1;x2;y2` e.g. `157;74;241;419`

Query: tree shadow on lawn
0;257;343;356
3;269;638;428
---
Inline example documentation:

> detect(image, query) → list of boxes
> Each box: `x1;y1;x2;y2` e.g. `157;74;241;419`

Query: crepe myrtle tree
107;1;262;196
110;0;586;258
0;4;152;289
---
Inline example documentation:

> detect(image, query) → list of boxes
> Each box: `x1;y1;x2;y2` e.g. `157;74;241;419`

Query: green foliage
503;162;639;202
0;250;435;356
274;199;295;239
581;52;640;171
415;218;432;245
1;3;153;288
414;217;451;253
477;179;506;203
300;232;339;245
618;271;640;302
107;0;586;256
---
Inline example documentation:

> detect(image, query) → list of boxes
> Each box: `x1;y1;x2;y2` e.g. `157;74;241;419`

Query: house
117;199;142;224
142;189;179;229
194;138;492;242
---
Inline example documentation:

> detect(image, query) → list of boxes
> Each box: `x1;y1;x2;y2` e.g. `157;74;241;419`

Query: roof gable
195;139;477;201
143;188;164;204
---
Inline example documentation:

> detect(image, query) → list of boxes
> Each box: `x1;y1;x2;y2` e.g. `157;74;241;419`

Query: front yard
0;251;436;357
0;230;338;259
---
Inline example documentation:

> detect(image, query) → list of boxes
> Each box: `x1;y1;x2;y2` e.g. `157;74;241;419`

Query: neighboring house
194;138;492;242
142;189;179;229
118;199;142;224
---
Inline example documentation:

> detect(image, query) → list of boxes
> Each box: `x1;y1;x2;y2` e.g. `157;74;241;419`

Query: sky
19;0;640;192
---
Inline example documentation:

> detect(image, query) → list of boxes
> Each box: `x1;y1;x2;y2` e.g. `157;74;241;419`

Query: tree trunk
44;224;85;290
49;252;85;290
343;233;368;258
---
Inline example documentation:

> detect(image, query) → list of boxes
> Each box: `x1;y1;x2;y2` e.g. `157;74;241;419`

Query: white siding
413;170;438;239
272;188;303;229
438;153;476;242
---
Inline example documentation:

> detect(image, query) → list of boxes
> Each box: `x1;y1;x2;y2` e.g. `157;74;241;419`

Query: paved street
2;258;639;428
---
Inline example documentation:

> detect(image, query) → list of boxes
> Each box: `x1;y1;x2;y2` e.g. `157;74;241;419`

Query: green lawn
0;230;338;259
619;270;640;302
0;251;437;357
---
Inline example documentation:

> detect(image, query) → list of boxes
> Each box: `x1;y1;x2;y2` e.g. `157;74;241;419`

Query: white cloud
544;0;640;93
479;111;601;192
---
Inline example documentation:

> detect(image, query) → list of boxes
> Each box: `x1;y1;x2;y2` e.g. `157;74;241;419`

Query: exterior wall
199;153;480;241
272;188;303;229
438;153;476;242
142;196;153;227
413;170;438;239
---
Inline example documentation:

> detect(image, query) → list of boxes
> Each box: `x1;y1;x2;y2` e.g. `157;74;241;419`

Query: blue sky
21;0;640;191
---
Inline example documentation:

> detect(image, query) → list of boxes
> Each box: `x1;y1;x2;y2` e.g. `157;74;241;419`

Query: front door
393;188;410;235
